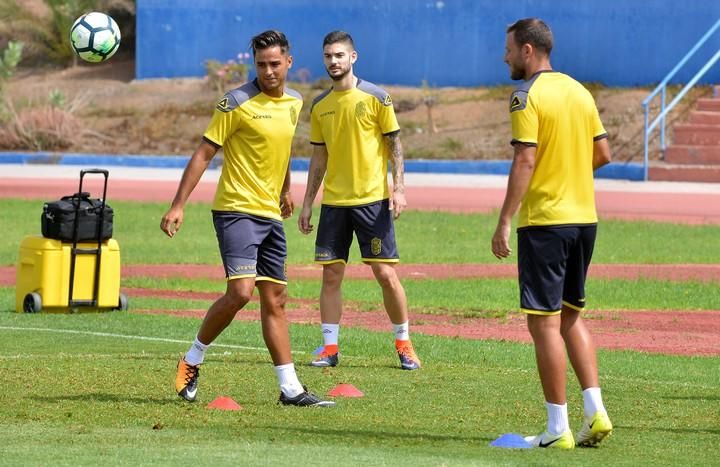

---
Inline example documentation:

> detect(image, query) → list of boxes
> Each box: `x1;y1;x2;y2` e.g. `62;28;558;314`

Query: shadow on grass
31;393;177;405
615;424;720;435
255;424;494;444
661;395;720;401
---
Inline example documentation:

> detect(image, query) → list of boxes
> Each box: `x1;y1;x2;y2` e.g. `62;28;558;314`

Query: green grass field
2;311;719;466
2;198;719;465
4;199;720;265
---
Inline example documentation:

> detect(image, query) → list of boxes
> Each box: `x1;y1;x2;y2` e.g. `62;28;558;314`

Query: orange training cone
328;383;364;398
207;396;242;411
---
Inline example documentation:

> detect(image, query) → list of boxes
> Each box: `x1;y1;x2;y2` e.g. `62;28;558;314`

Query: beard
509;64;526;81
326;64;351;81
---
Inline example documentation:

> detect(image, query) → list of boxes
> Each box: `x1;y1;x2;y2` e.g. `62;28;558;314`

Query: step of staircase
665;145;720;164
649;89;720;182
688;110;720;125
648;163;720;183
673;123;720;145
696;98;720;112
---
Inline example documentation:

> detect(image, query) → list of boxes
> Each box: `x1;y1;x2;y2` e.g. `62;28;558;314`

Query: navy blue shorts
212;211;287;284
517;224;597;315
315;199;399;264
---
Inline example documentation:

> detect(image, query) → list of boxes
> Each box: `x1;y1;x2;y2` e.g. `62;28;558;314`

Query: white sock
393;321;410;341
546;402;569;435
582;387;607;418
321;323;339;347
274;363;304;398
184;336;208;366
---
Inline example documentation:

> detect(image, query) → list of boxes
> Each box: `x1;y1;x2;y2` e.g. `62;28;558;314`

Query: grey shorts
212;211;287;284
314;199;399;264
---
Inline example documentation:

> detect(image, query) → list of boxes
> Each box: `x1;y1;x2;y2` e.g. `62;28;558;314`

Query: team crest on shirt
371;237;382;256
289;106;297;125
355;101;367;119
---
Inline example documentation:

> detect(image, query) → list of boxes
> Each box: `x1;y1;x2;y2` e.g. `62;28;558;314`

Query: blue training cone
490;433;533;449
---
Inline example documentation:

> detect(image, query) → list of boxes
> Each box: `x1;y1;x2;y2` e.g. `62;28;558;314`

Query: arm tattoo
386;133;405;193
303;145;328;204
308;166;324;199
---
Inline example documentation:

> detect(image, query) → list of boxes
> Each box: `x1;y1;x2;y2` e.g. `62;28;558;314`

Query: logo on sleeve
509;91;527;112
216;97;229;112
383;94;393;106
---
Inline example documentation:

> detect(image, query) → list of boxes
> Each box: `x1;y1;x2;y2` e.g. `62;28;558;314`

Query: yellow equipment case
15;236;126;312
15;168;128;313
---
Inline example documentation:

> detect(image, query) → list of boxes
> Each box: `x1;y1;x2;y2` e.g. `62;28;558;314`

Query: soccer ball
70;12;121;63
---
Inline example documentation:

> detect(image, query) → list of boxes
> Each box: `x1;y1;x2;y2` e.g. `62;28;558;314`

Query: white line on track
0;325;305;354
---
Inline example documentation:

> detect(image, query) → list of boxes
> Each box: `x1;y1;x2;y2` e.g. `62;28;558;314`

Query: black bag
41;191;113;242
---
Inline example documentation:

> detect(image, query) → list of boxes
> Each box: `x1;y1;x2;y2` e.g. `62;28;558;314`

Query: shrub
393;99;419;113
205;53;252;94
440;137;464;154
0;40;23;120
292;68;311;84
311;77;333;90
0;103;81;150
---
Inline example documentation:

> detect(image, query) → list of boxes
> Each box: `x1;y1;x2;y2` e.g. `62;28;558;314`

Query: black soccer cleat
278;386;336;407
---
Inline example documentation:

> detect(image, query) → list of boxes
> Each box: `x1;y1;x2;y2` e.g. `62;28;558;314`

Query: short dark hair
250;30;290;56
323;30;354;49
507;18;553;56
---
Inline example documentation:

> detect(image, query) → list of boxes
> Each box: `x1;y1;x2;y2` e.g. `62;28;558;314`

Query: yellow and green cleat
576;411;613;447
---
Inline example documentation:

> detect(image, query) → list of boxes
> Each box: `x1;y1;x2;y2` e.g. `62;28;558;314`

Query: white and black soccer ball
70;12;121;63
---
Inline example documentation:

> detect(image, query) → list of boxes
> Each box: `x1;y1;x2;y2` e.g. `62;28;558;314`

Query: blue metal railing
642;18;720;181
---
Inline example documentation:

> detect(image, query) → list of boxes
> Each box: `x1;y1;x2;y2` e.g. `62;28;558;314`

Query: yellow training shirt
310;79;400;206
509;71;607;228
203;79;302;221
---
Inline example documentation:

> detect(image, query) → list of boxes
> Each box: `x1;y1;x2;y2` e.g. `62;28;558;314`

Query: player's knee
560;307;580;332
270;287;288;308
225;286;253;309
261;294;288;320
322;266;345;288
526;315;542;338
373;267;400;290
526;314;558;338
560;319;574;338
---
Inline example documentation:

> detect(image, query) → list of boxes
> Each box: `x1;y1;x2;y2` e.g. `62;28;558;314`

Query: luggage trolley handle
68;168;109;307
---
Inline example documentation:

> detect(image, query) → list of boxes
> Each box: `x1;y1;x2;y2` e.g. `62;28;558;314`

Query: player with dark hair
298;30;421;370
322;30;355;49
162;30;334;407
249;29;290;55
491;18;613;448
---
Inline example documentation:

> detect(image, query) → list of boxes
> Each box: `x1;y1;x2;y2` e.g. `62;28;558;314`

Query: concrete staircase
650;89;720;183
